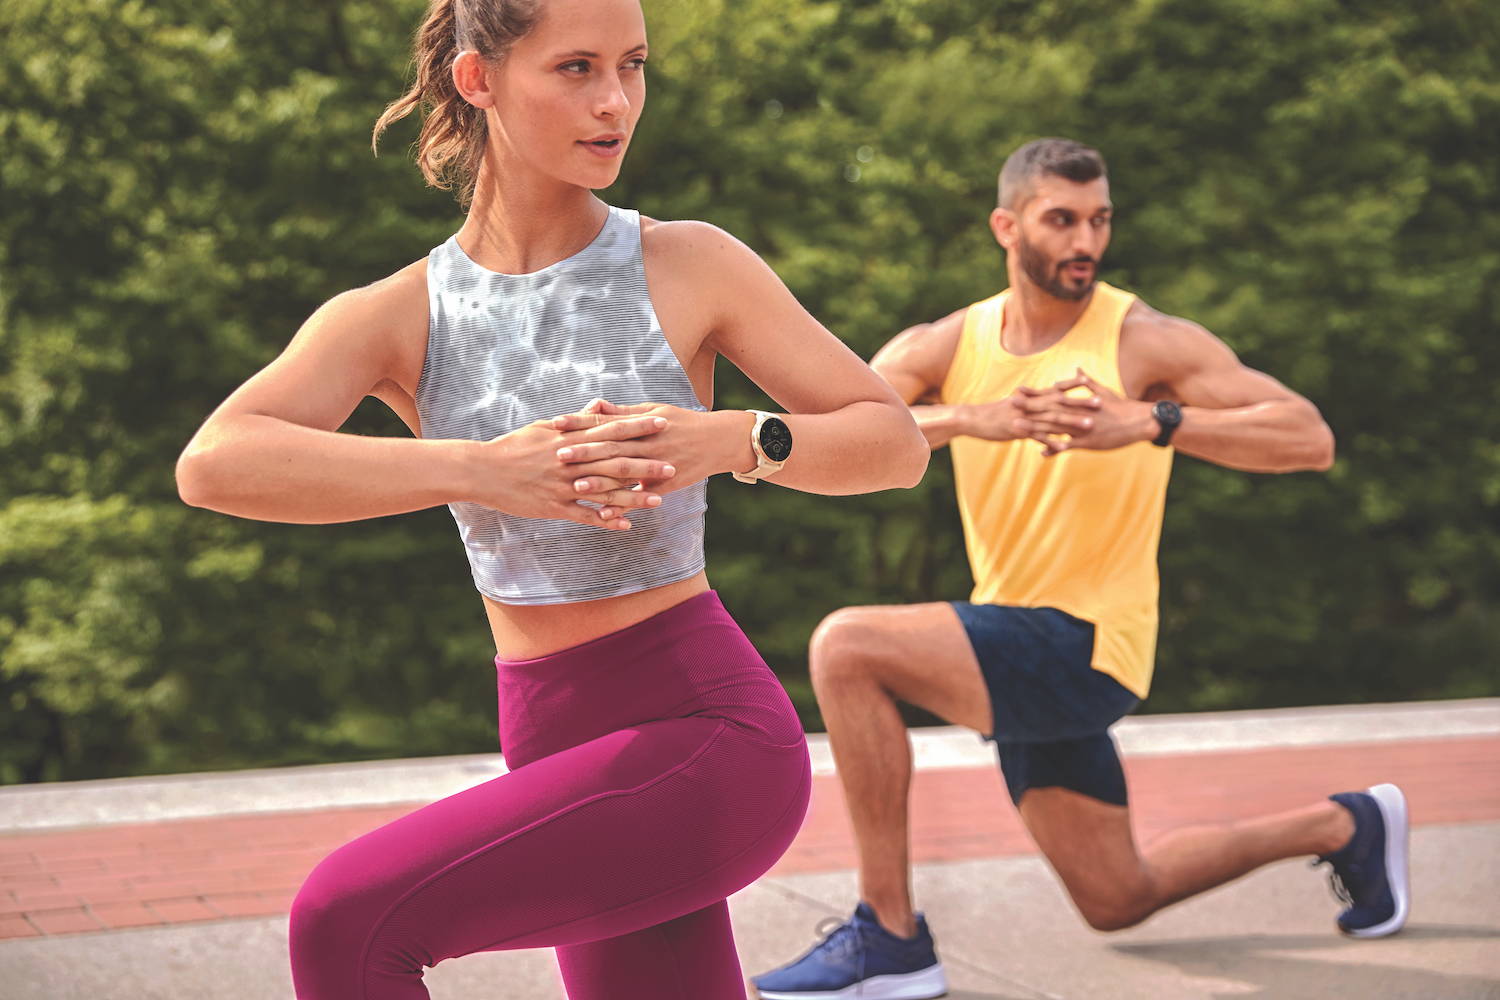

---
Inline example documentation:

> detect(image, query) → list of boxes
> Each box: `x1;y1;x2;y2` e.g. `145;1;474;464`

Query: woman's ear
453;50;496;109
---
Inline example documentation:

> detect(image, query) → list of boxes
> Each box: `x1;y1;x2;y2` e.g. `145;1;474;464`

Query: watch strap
1151;400;1182;447
731;410;788;483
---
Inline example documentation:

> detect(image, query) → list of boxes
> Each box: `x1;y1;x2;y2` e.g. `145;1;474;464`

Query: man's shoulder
1117;293;1233;392
1119;295;1212;354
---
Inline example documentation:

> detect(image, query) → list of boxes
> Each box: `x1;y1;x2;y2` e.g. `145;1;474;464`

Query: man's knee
1062;870;1158;932
1075;894;1153;932
809;608;887;688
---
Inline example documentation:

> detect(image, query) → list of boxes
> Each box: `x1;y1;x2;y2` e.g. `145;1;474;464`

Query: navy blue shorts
951;602;1139;807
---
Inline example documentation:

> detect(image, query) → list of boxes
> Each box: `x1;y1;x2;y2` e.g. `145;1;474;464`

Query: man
752;138;1408;1000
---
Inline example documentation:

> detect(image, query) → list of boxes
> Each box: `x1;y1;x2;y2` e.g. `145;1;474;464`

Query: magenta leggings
288;590;811;999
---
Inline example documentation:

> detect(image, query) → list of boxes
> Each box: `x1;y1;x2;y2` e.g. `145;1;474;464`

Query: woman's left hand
551;399;751;519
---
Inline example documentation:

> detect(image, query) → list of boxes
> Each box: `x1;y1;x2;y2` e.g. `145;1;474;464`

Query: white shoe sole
1343;782;1410;938
757;962;948;999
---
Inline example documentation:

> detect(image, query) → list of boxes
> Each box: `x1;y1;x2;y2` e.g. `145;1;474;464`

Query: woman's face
487;0;648;190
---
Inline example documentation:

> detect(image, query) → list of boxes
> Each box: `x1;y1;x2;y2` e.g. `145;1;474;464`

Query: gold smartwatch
731;410;794;483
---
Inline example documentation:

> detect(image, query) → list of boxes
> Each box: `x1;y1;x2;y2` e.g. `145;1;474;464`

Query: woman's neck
456;153;610;275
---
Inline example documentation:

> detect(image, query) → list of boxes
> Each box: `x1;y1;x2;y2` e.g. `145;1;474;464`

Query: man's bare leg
811;602;1362;936
1020;786;1355;930
809;603;994;938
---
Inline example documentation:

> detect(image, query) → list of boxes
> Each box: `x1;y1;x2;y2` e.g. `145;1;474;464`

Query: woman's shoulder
332;256;429;319
300;257;431;395
640;214;743;253
637;215;768;290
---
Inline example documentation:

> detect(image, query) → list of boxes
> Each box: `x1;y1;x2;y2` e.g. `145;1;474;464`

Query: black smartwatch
1150;400;1182;447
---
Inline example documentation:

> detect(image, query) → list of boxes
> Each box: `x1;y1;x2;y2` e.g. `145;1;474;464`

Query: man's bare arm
870;307;1035;450
1017;304;1334;472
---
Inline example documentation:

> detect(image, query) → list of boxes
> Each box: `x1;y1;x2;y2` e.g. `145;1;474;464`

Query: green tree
1;0;1496;781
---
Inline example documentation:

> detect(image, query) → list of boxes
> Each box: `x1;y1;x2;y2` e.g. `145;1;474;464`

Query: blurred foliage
1;0;1496;781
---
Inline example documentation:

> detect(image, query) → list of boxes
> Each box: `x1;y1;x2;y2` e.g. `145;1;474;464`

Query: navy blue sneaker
752;902;948;999
1315;783;1410;937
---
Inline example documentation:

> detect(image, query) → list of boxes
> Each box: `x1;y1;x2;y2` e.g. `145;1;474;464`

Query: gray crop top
415;205;708;605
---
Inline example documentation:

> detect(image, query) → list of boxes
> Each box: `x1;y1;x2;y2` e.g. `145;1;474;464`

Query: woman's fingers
578;487;664;510
557;501;633;531
588;399;657;416
555;436;670;464
553;415;667;446
570;477;664;506
554;402;662;430
567;459;676;484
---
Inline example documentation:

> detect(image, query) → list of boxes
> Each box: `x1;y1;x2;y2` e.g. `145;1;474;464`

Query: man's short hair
998;138;1108;210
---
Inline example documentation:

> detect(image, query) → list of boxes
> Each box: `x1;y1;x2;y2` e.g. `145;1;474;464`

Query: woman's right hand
471;414;677;531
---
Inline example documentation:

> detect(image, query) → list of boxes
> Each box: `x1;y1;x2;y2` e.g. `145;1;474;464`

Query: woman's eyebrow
552;43;648;60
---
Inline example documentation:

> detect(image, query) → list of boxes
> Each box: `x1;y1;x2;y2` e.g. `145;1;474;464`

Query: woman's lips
578;138;624;158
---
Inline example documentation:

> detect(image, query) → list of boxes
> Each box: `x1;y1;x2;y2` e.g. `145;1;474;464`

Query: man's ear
453;50;496;109
989;207;1017;251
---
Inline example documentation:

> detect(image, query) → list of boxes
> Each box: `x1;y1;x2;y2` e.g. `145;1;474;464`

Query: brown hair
998;138;1107;210
372;0;544;207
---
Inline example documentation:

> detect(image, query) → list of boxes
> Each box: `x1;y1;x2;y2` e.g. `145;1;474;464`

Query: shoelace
1311;858;1355;907
811;917;869;994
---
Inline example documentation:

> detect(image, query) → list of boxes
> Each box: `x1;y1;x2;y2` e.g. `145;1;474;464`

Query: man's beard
1017;235;1096;302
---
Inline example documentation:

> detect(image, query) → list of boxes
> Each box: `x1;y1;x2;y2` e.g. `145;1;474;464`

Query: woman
176;0;928;996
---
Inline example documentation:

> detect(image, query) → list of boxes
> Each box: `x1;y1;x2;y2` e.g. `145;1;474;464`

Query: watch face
759;416;793;463
1153;401;1182;426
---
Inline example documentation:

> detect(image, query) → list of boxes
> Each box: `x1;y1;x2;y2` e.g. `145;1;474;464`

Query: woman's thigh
289;715;809;999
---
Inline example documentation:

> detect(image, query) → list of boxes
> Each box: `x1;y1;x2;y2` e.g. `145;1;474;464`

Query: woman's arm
176;263;674;528
591;221;929;496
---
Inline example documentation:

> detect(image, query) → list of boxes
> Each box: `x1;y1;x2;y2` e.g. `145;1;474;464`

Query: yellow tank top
941;282;1171;697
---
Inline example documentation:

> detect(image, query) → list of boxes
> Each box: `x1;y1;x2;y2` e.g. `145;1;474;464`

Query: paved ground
2;699;1498;999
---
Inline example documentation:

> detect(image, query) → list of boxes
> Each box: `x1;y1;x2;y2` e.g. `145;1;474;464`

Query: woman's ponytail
373;0;542;208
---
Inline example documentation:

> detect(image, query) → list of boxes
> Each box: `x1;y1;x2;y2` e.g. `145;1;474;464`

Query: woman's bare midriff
483;570;711;660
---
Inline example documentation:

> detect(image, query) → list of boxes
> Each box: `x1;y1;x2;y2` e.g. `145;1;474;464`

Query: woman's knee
289;848;412;986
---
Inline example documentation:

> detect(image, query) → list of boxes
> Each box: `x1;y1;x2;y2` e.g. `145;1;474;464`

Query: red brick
5;888;83;911
133;850;221;872
27;907;104;935
203;893;283;919
46;877;138;906
31;845;147;866
34;856;106;875
145;898;220;924
256;888;298;912
88;902;164;930
231;863;319;888
0;871;57;890
0;914;41;939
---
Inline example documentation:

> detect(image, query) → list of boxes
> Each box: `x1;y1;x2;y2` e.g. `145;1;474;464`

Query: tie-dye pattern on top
416;206;708;605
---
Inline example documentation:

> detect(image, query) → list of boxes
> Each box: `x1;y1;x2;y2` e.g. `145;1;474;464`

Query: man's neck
1002;272;1096;355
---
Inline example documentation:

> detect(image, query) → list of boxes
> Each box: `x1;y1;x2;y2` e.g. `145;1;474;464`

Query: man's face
1003;176;1113;302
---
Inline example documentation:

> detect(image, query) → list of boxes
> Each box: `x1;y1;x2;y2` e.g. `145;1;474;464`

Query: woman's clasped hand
475;401;676;531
